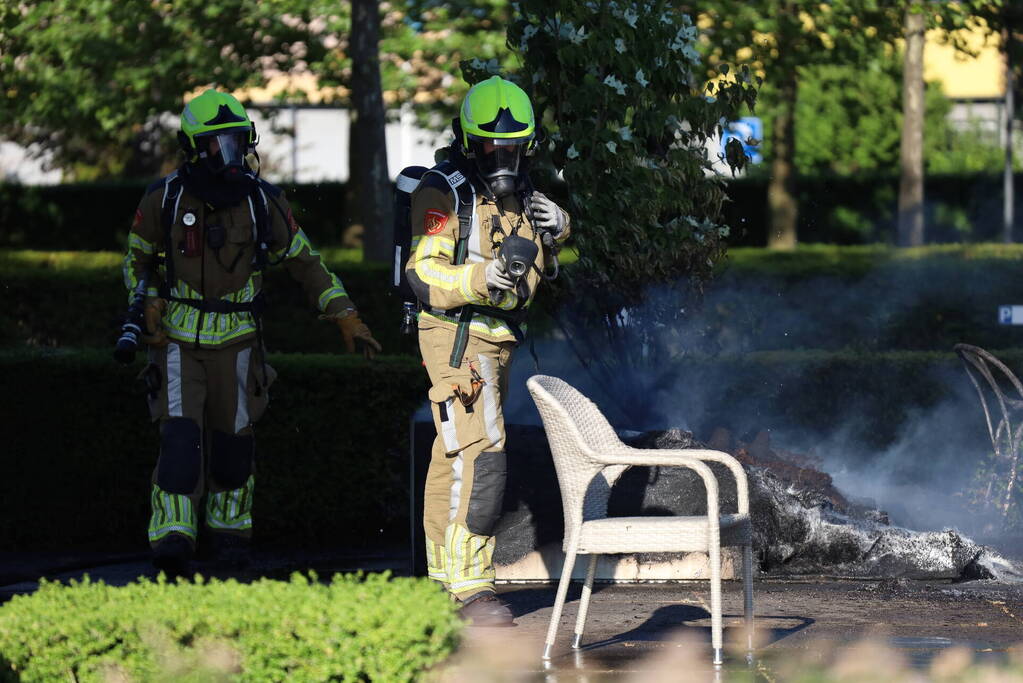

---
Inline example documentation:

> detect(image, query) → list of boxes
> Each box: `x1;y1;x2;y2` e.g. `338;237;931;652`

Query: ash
493;425;1022;582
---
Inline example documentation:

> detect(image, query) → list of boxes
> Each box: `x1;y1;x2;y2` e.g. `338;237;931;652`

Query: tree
702;0;998;249
898;1;926;247
306;0;512;261
347;0;392;263
0;0;318;179
700;1;909;250
500;1;756;422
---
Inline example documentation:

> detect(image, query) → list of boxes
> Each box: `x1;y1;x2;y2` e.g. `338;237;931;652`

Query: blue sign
722;117;763;164
999;306;1023;325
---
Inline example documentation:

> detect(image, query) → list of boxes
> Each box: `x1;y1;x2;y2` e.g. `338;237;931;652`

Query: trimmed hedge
2;347;1003;551
0;348;426;551
0;250;420;356
2;173;1018;250
701;244;1023;352
0;182;351;251
723;172;1023;245
6;245;1023;354
0;572;460;681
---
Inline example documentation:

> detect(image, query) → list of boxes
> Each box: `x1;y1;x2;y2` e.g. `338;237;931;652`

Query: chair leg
709;543;723;668
572;554;598;649
743;543;755;658
543;544;579;661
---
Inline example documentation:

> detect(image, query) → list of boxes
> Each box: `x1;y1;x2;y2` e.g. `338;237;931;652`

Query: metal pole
291;104;299;184
1004;28;1015;244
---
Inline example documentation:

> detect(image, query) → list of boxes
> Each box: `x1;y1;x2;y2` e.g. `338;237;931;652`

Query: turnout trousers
142;339;276;552
419;324;514;600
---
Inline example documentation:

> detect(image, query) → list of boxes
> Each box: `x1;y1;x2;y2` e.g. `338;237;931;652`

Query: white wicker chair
526;375;754;666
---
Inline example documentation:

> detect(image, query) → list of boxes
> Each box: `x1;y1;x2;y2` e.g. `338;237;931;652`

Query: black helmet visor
197;130;249;172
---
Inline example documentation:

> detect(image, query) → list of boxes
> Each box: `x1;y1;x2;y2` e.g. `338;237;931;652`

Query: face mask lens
199;131;248;171
471;139;525;178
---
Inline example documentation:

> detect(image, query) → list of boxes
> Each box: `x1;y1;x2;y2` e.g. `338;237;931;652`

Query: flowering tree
464;1;758;420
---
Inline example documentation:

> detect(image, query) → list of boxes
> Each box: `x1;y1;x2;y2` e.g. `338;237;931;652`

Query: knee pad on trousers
209;430;254;490
157;417;201;495
466;451;507;536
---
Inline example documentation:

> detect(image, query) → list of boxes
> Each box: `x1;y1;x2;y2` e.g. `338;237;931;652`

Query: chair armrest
646;448;749;516
593;450;720;526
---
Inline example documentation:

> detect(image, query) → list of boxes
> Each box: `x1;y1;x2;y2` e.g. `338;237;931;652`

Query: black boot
152;534;193;577
458;591;515;627
206;533;251;570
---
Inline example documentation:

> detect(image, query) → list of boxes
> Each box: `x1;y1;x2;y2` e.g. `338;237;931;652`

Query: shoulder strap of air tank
424;161;475;266
158;172;183;300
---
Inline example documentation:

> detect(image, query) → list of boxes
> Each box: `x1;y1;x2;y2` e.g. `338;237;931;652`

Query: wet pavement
476;578;1023;680
2;550;1022;680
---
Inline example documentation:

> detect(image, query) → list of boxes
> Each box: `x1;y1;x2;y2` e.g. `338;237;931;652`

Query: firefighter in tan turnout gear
406;76;570;625
124;89;381;574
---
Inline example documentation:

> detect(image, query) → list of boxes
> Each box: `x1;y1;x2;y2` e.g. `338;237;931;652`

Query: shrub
0;572;460;682
0;348;426;551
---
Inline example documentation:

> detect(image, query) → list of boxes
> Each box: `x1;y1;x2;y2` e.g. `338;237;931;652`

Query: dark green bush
0;572;460;682
2;173;1019;252
7;245;1023;354
3;345;1005;551
723;172;1023;245
0;250;419;355
0;181;350;251
0;348;426;551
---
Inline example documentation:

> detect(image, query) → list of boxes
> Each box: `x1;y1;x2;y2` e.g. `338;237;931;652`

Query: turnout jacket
406;173;570;343
123;172;354;348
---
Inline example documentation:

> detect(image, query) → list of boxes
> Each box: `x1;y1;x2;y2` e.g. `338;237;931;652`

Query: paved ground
473;578;1023;680
3;551;1022;680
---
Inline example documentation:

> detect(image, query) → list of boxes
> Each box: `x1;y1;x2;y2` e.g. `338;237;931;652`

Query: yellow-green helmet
177;89;256;173
458;76;535;197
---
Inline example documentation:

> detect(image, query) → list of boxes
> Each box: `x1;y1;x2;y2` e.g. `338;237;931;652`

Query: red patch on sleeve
132;208;143;229
424;209;449;235
287;208;299;234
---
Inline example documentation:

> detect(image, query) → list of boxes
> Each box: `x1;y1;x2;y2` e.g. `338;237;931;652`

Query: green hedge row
0;348;426;552
2;347;1002;552
6;245;1023;354
0;182;351;251
722;172;1023;245
0;250;421;356
2;173;1019;250
0;572;460;682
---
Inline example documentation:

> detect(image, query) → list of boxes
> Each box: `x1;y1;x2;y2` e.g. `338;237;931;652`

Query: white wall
251;105;449;184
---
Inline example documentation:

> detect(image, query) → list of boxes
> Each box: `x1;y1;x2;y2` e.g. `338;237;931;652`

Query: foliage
0;0;318;179
0;572;460;681
0;348;425;551
473;1;757;420
698;0;999;246
0;1;512;179
314;0;514;124
752;52;1017;178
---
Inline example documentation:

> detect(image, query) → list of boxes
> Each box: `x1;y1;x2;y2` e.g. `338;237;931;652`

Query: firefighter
124;89;381;574
405;76;570;625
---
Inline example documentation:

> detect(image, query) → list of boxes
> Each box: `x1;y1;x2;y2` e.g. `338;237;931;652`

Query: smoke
501;267;1016;549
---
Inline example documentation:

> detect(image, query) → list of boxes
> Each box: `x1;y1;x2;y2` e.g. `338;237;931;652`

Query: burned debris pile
492;425;1015;581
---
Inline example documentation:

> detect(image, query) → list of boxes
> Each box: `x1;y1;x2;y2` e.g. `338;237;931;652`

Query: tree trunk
1004;27;1015;244
767;73;798;250
898;4;925;247
348;0;392;263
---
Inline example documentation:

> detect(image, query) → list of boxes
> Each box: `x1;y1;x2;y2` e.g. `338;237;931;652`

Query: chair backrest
954;343;1023;515
527;375;630;537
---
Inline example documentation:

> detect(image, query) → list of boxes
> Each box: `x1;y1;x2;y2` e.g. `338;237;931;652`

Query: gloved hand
485;259;515;291
336;312;382;360
141;297;168;348
529;192;566;238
